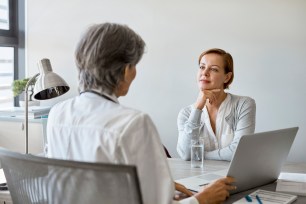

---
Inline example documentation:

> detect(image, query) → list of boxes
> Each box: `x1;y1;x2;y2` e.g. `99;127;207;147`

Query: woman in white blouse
177;48;256;161
47;24;236;204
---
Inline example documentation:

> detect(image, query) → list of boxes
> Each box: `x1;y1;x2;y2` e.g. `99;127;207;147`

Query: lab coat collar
81;89;119;104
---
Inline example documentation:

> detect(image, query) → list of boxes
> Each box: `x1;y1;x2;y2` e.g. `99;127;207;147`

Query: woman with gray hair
47;23;235;204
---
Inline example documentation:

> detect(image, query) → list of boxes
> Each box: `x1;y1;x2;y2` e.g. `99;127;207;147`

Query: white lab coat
47;92;198;204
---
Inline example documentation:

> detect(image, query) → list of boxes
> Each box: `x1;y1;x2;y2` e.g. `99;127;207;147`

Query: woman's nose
202;68;209;76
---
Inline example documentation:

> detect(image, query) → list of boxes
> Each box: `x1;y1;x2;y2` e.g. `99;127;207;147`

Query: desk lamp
24;58;69;154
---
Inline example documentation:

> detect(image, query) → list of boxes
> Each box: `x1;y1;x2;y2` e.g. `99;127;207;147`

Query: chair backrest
0;148;143;204
163;145;172;158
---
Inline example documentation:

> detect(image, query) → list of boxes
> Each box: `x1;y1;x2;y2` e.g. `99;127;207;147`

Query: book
233;189;297;204
276;172;306;196
0;169;6;185
0;169;11;202
0;106;51;119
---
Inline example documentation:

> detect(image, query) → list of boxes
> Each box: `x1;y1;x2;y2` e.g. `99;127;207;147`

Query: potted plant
12;78;39;107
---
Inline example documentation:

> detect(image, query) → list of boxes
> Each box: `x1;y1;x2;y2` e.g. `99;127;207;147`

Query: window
0;0;25;108
0;47;14;107
0;0;9;30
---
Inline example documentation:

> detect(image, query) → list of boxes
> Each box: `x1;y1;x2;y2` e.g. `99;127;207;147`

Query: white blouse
177;93;256;161
202;94;234;151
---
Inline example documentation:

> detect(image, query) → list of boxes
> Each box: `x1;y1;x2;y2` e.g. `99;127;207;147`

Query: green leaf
11;78;36;97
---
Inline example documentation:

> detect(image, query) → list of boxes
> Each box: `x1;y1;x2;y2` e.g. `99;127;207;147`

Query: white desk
168;158;306;204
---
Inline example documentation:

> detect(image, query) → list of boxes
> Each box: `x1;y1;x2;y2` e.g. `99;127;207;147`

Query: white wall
27;0;306;162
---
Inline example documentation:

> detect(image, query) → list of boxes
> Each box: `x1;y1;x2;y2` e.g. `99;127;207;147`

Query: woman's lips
200;79;210;83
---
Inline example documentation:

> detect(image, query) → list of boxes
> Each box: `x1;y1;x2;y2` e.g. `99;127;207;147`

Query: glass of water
191;138;204;168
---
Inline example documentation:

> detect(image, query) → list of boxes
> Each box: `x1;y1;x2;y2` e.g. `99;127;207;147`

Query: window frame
0;0;25;107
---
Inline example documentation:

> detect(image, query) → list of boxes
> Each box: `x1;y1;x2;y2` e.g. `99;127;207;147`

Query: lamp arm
25;73;40;154
28;86;34;101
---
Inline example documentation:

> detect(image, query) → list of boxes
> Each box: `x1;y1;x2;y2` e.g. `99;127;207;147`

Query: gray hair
75;23;145;94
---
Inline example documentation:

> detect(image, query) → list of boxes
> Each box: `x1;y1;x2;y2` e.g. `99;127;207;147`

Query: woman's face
197;53;231;91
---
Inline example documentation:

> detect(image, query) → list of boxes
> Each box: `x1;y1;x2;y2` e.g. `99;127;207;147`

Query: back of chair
0;148;143;204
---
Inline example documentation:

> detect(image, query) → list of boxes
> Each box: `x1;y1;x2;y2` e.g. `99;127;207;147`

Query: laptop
175;127;299;194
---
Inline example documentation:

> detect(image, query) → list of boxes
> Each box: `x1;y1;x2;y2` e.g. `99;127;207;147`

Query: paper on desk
0;169;6;184
276;173;306;196
233;189;297;204
276;172;306;196
278;172;306;182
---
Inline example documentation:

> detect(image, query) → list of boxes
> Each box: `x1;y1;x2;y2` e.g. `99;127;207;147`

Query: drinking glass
191;138;204;168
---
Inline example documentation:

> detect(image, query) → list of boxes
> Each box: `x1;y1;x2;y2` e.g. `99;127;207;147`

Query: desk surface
168;158;306;204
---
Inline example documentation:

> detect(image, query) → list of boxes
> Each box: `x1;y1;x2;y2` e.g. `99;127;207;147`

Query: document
0;169;6;184
276;172;306;196
0;169;7;191
233;189;297;204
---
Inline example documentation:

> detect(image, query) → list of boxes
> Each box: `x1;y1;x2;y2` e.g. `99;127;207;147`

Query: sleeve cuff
188;107;202;125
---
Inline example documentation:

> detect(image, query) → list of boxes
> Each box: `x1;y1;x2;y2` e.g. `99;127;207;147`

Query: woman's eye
210;68;218;72
199;66;205;70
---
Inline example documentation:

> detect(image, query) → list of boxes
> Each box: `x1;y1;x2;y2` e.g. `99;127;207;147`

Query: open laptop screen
175;127;298;194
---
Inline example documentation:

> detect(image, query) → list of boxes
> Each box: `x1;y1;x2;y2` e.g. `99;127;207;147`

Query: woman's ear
224;72;233;83
115;65;131;97
123;64;131;82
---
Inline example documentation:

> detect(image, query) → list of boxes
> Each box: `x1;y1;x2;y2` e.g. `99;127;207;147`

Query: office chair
163;145;172;158
0;148;143;204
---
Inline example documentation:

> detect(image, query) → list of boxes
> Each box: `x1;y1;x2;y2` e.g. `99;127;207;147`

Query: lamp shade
33;58;69;100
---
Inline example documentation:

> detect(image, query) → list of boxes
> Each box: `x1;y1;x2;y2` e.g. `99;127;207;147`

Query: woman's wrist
194;193;209;204
194;101;205;110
